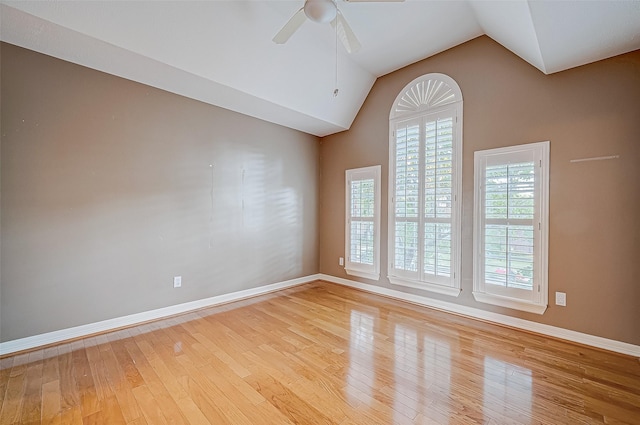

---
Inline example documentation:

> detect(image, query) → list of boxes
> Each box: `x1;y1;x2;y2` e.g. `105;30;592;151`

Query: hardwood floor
1;280;639;424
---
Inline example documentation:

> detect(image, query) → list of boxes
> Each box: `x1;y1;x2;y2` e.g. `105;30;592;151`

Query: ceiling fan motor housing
304;0;337;23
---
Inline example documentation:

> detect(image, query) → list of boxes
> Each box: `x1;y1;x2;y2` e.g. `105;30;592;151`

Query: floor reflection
394;325;419;419
422;334;452;396
347;310;376;404
346;303;537;423
483;356;532;420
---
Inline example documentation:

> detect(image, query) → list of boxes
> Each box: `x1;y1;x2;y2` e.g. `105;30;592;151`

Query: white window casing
388;73;462;296
345;165;381;280
473;141;550;314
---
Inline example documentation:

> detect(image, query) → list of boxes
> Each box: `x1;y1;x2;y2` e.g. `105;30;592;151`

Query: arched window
388;73;463;296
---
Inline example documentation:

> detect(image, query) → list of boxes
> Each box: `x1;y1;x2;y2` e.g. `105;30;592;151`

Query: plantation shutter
345;166;380;280
483;159;536;292
393;119;420;274
388;73;463;296
390;110;457;287
424;116;454;279
350;178;375;265
473;143;548;309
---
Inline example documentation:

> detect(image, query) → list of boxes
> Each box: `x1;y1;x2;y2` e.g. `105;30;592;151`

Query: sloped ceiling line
1;0;638;137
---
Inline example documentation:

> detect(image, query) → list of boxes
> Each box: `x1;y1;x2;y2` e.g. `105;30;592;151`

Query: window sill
472;292;547;315
388;276;461;297
345;269;380;281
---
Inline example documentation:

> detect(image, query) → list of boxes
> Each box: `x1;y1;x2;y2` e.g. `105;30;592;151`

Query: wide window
473;141;549;314
388;74;462;296
345;165;381;280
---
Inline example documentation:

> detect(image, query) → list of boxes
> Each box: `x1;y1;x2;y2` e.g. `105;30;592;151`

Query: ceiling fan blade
273;8;307;44
333;12;361;53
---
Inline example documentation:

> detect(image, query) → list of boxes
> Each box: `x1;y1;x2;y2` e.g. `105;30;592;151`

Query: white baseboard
0;274;322;356
4;273;638;358
319;274;640;358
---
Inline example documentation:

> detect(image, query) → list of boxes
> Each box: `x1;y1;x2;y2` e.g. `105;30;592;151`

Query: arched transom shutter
390;74;462;120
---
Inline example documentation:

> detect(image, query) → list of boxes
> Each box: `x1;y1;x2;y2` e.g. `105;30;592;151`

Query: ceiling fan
273;0;404;54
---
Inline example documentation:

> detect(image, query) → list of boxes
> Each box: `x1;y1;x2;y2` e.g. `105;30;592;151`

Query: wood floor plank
83;342;113;403
71;345;99;419
1;281;639;425
178;375;229;425
194;362;274;425
19;358;44;424
98;342;141;423
131;331;213;425
123;339;190;425
0;359;13;410
57;347;79;413
202;351;265;405
126;417;148;425
189;332;251;378
0;354;28;425
41;380;61;425
243;369;336;425
108;337;144;390
97;394;128;425
175;355;253;425
41;348;60;387
133;337;189;402
170;397;212;425
59;405;82;425
130;385;169;425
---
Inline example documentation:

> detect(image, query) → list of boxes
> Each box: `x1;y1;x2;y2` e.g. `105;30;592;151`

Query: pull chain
333;12;339;97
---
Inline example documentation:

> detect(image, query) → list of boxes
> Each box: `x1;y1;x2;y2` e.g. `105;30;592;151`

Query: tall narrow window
345;165;381;280
389;74;462;296
473;141;549;314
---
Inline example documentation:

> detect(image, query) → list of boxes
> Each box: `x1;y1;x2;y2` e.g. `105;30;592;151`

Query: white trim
389;276;461;297
0;274;321;356
345;269;380;281
472;292;547;314
318;274;640;358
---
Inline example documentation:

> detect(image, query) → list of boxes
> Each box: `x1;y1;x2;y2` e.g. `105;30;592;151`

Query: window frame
345;165;381;281
472;141;550;314
388;74;463;296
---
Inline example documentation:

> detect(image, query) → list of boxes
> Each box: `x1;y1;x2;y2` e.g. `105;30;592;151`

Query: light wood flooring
1;280;639;424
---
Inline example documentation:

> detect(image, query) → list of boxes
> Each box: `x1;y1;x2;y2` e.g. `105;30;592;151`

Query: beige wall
319;36;640;345
0;43;320;341
2;36;639;347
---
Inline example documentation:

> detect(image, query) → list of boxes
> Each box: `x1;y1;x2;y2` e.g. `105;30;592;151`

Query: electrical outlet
339;257;344;266
555;291;566;306
173;276;182;288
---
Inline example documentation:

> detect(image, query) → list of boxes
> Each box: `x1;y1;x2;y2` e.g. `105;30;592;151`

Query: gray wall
319;36;640;346
1;43;320;341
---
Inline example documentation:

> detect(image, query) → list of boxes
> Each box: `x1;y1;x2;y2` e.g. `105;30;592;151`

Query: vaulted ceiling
2;1;639;136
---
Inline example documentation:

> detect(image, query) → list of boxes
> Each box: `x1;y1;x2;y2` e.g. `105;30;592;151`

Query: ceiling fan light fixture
304;0;337;23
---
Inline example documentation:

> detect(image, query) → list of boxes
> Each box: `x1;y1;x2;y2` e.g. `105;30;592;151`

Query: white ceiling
2;1;639;137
